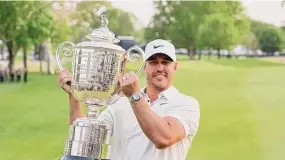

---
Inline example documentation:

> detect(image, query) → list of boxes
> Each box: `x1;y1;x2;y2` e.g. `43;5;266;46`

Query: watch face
133;94;140;100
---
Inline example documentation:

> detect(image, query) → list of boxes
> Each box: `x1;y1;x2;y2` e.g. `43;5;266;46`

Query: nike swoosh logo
154;45;164;49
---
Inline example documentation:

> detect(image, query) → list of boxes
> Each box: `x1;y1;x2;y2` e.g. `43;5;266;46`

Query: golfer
58;39;200;160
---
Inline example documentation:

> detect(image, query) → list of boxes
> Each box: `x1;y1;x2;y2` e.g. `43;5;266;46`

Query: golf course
0;56;284;160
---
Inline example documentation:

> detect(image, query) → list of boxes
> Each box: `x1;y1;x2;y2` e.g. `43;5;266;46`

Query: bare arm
130;99;186;149
68;94;86;125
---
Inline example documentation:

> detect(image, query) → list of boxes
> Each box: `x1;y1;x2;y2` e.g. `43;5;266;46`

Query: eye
149;60;157;65
162;61;171;65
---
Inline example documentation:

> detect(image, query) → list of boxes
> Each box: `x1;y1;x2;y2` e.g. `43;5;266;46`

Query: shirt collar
140;86;179;100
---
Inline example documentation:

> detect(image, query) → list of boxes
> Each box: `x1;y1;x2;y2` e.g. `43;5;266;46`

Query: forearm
69;94;85;125
130;99;176;148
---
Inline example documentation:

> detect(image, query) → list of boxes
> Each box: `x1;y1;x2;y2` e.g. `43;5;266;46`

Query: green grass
0;56;285;160
208;58;284;68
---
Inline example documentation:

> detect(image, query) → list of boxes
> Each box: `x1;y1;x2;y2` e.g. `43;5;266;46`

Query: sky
111;0;285;28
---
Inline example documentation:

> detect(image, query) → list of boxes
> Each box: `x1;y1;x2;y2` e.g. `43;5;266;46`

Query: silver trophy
55;14;145;160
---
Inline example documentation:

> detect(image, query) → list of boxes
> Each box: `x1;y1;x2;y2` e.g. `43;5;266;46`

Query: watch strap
128;91;143;102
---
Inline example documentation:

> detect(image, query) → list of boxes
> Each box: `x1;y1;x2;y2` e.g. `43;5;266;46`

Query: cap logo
153;45;164;49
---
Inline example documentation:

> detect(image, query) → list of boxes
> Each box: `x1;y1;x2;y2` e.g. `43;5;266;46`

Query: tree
50;2;73;55
250;19;285;54
145;1;202;60
16;2;54;72
197;1;250;59
144;1;176;41
107;8;136;36
259;27;284;55
28;2;54;74
241;31;258;51
0;40;4;60
145;1;249;60
0;1;26;80
0;1;55;79
251;20;275;39
169;1;203;60
196;13;240;59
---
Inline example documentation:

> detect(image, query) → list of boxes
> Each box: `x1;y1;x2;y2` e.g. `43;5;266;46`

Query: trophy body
56;14;145;160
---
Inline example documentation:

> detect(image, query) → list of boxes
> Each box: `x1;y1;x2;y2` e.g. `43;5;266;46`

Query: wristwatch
128;92;143;102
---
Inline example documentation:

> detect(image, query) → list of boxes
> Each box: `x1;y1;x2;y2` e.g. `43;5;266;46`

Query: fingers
58;68;70;76
60;77;71;87
121;74;129;84
120;71;137;85
58;72;71;85
58;68;71;77
57;68;72;93
119;71;140;97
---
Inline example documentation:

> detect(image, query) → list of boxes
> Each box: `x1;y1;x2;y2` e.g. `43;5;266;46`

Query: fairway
0;56;284;160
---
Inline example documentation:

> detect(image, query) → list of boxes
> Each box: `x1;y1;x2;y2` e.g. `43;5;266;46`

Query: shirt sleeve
164;97;200;137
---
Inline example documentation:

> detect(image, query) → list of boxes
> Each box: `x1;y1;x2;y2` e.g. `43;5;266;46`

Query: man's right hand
58;68;85;124
58;68;72;94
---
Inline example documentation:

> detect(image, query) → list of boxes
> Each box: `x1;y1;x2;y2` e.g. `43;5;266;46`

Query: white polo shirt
98;86;200;160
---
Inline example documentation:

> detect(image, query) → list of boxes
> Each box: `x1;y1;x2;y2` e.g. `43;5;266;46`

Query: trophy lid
86;14;119;44
76;14;125;52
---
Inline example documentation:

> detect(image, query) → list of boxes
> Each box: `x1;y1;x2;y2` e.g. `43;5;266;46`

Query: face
144;53;177;91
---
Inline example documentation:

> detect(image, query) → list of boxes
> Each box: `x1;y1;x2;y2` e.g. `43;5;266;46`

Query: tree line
144;1;285;59
0;1;284;79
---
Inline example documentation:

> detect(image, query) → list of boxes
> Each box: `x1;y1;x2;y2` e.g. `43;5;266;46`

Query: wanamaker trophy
55;14;145;160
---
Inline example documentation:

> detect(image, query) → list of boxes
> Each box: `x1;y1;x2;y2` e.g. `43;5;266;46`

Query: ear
174;62;178;72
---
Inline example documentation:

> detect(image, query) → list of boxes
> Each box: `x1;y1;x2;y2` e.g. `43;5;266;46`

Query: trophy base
64;140;101;158
63;117;112;159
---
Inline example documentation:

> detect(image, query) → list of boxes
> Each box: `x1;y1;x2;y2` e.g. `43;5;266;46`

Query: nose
156;63;164;71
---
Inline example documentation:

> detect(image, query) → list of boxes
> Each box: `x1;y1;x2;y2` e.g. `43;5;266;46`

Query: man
23;67;28;83
0;65;4;83
16;68;22;83
58;39;200;160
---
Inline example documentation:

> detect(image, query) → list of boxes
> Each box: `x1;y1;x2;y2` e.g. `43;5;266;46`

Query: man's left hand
119;71;140;97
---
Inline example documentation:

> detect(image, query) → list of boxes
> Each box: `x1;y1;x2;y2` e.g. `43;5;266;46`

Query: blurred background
0;1;284;160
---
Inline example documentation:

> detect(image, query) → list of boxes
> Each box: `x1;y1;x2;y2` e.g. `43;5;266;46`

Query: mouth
153;73;167;79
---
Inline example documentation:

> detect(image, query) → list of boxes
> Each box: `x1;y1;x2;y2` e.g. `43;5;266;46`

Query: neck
145;85;169;103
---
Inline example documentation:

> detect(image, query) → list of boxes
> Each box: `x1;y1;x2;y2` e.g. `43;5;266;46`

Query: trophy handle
55;41;76;70
107;46;145;105
126;45;146;76
55;41;75;86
